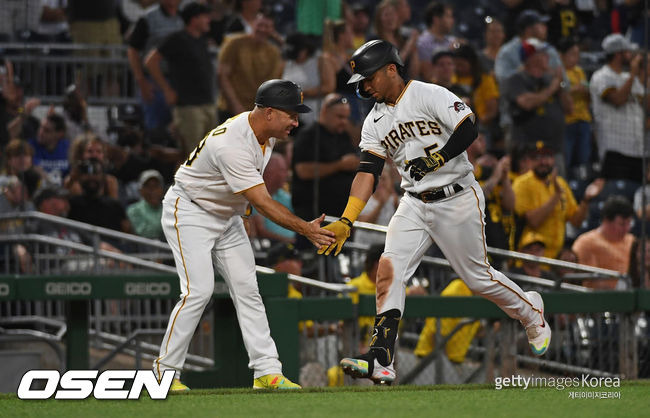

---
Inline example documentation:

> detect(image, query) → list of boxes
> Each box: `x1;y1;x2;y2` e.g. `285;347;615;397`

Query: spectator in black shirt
68;0;121;46
502;38;571;156
68;159;131;234
291;94;359;249
145;2;217;157
546;1;580;47
127;0;184;131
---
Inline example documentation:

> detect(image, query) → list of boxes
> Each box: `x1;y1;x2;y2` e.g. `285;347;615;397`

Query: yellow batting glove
317;217;352;256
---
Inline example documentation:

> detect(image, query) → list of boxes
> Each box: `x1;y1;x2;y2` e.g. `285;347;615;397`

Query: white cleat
340;355;396;385
525;291;552;356
369;359;395;385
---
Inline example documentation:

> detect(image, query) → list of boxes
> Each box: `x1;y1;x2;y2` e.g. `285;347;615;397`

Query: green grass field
1;382;648;418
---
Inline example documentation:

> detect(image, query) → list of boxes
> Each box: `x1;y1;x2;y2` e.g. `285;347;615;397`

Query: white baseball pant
376;180;541;328
154;186;282;379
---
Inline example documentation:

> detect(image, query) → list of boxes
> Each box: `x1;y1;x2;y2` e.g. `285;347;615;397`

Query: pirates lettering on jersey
380;119;443;150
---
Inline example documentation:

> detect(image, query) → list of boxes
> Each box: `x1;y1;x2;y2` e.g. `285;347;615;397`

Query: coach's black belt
409;184;463;203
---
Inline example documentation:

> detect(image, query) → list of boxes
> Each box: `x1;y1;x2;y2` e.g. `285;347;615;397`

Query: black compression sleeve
437;116;478;162
357;151;385;176
357;151;385;192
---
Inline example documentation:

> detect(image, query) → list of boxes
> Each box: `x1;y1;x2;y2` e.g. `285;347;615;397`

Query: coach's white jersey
174;112;275;218
359;80;475;193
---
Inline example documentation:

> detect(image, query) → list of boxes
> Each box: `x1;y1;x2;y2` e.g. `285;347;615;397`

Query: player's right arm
318;157;381;256
243;184;335;248
318;117;388;256
348;172;376;204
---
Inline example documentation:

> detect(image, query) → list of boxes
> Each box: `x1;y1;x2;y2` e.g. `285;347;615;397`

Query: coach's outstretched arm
318;171;375;256
243;184;335;248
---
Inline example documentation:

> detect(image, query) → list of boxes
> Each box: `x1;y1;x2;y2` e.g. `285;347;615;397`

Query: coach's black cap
255;79;311;113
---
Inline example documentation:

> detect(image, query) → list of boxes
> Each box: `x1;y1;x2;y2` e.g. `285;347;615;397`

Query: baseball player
319;40;551;385
155;79;335;391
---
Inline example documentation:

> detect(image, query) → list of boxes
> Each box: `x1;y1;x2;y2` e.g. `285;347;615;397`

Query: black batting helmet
347;40;404;99
255;79;311;113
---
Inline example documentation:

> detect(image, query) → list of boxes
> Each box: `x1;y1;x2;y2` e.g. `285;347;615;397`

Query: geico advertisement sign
125;282;171;296
45;282;92;296
17;370;174;400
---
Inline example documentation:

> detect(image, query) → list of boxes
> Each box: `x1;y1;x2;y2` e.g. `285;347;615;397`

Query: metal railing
2;43;137;105
2;212;647;385
0;211;351;373
327;216;626;285
0;212;352;292
1;42;219;106
2;211;609;302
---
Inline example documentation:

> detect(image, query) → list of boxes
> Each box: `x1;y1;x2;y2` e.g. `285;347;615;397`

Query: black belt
409;184;463;203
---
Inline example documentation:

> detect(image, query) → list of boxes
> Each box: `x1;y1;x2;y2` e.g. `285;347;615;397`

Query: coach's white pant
377;180;541;328
154;187;282;379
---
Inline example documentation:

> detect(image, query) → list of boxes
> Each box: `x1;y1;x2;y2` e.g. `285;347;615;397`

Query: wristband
341;196;366;223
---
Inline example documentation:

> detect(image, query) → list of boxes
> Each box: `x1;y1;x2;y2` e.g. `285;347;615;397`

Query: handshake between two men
317;152;446;256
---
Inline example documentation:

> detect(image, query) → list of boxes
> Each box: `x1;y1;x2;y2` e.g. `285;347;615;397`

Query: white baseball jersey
589;64;645;159
359;80;475;193
155;111;284;379
356;80;543;354
174;111;275;218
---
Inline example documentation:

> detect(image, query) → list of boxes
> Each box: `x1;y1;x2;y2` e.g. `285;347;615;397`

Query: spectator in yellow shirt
413;279;481;363
512;141;603;258
452;44;500;134
559;38;592;179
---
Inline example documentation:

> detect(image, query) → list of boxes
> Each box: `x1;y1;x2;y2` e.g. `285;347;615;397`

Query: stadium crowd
1;0;649;293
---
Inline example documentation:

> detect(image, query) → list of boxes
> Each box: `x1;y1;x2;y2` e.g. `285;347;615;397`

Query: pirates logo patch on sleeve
449;101;466;112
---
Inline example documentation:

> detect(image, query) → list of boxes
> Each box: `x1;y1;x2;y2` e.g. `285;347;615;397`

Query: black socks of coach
369;309;401;367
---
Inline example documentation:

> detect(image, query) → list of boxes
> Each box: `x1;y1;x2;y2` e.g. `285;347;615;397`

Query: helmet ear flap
355;81;373;100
